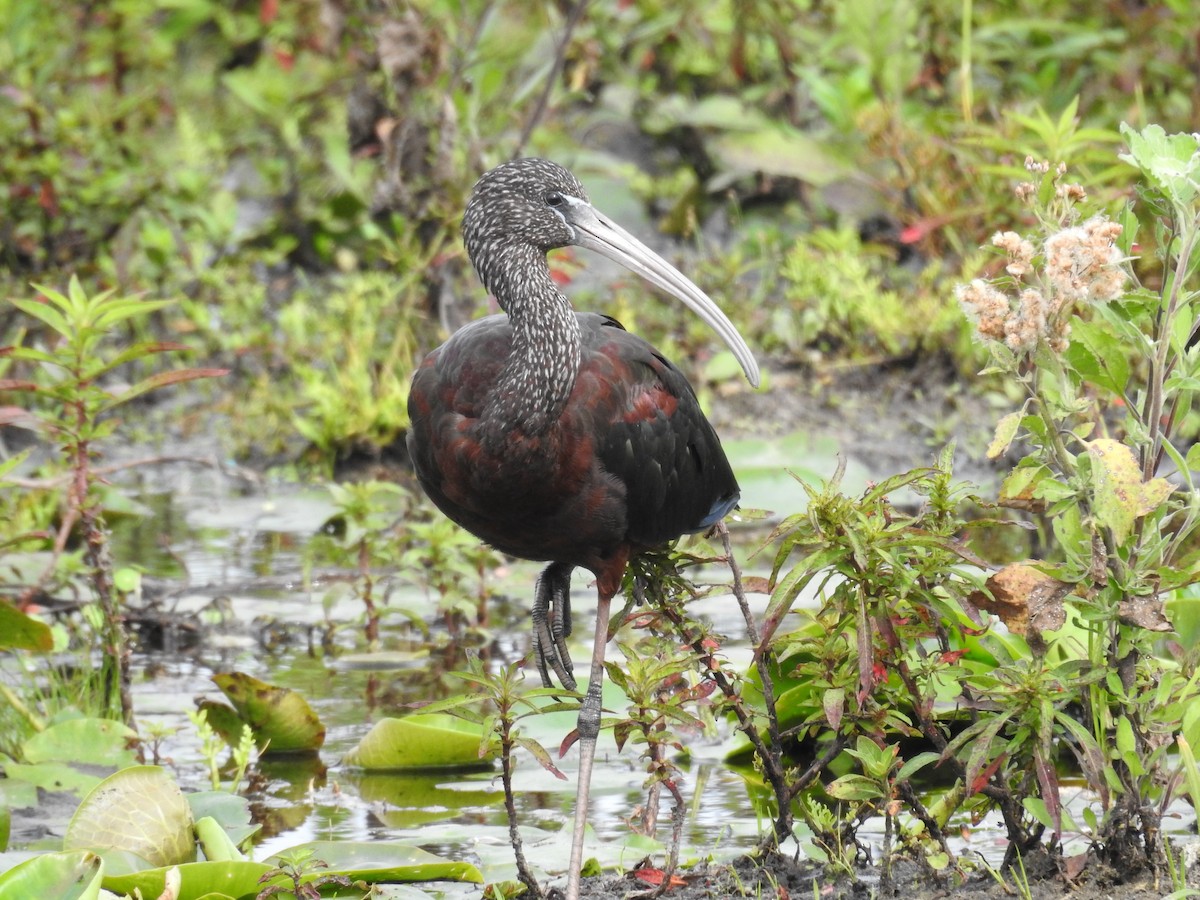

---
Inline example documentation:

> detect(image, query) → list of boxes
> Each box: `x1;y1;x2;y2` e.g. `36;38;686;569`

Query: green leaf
10;296;71;339
91;299;172;330
100;367;229;412
342;714;496;770
22;718;139;768
1067;319;1130;395
102;859;271;899
1023;796;1054;830
0;849;104;900
187;791;258;853
1118;123;1200;214
1115;716;1136;756
211;673;325;754
268;840;484;884
826;774;881;802
1166;593;1200;648
897;751;941;782
0;600;53;651
64;765;195;870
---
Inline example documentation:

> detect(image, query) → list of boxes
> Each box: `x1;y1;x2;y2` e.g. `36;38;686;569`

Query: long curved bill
560;197;761;388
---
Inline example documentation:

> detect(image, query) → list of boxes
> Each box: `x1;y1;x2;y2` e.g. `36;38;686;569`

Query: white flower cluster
957;216;1127;355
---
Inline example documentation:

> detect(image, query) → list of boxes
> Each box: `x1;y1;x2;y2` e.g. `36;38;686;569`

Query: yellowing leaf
1085;439;1173;543
987;412;1021;460
211;673;325;754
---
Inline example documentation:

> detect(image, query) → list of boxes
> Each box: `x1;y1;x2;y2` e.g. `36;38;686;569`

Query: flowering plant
951;126;1200;871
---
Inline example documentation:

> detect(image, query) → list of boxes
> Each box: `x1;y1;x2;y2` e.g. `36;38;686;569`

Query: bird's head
463;158;589;269
462;157;761;389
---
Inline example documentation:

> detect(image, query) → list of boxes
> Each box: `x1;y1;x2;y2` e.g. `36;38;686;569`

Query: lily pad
22;718;139;769
187;791;258;853
0;849;103;900
267;840;484;884
63;765;195;871
1;761;103;797
210;673;325;755
343;714;496;771
102;858;273;899
348;771;504;827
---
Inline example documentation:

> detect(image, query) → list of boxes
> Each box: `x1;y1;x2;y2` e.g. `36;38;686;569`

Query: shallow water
6;447;1197;893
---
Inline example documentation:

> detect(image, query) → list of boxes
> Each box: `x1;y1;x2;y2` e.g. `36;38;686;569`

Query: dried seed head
992;230;1036;278
1044;216;1126;304
957;279;1010;342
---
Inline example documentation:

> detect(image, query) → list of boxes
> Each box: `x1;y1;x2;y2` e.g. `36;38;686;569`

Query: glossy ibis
407;158;759;898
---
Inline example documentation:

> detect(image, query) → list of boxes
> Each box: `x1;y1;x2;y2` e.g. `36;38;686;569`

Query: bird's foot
533;562;577;691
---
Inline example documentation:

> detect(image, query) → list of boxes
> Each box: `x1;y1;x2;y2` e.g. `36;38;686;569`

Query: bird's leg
532;562;576;690
564;585;613;900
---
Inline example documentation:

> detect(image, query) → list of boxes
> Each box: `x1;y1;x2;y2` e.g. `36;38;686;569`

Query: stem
1143;220;1198;480
500;723;544;898
512;0;588;158
959;0;974;123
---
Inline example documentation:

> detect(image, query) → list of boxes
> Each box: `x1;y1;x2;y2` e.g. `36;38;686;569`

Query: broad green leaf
0;600;52;651
211;673;325;754
1068;319;1130;395
1086;439;1173;543
22;718;139;768
64;765;195;869
1118;123;1200;213
1;761;102;796
1166;593;1200;648
268;840;483;884
1178;737;1200;817
102;858;272;899
343;714;496;771
0;849;103;900
711;124;846;187
1023;796;1054;831
193;816;243;863
1186;442;1200;474
826;774;880;802
186;791;258;852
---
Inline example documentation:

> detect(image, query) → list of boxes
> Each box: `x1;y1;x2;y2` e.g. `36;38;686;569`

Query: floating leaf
187;791;258;853
343;714;496;771
268;840;483;884
0;849;104;900
63;766;194;870
211;673;325;754
22;718;139;769
1086;439;1173;543
102;859;272;899
350;771;505;828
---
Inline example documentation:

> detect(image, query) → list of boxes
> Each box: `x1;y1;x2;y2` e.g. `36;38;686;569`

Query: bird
406;157;759;900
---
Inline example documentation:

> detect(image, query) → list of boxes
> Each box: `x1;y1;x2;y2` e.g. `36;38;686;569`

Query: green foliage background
2;0;1196;462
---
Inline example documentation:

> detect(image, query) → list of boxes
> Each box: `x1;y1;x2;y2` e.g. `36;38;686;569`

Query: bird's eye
545;191;565;207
